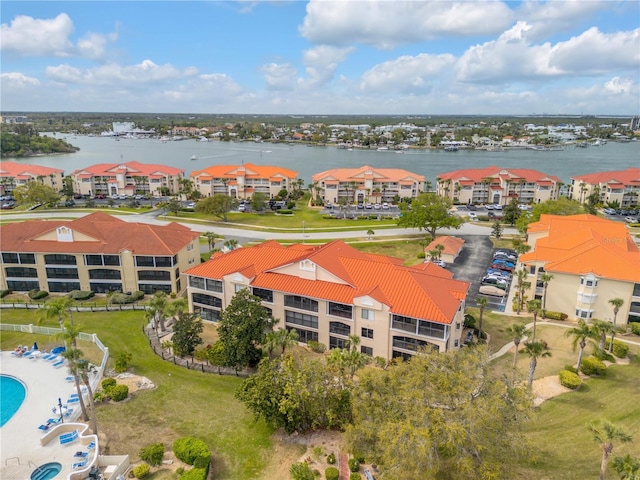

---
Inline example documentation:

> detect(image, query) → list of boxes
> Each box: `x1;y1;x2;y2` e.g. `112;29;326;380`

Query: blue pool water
31;462;62;480
0;375;26;427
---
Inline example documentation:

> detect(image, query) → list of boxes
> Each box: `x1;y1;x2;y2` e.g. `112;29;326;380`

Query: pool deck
0;351;95;479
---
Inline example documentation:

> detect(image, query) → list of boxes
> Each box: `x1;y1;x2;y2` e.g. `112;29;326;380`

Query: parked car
491;263;514;272
382;202;390;209
238;204;246;212
464;330;474;344
493;204;503;210
468;212;478;219
426;259;447;268
494;252;517;262
467;204;478;211
479;285;507;297
373;203;381;210
357;203;364;209
187;202;196;209
486;268;511;278
481;277;508;290
485;204;494;210
365;203;372;209
603;208;617;215
625;216;638;223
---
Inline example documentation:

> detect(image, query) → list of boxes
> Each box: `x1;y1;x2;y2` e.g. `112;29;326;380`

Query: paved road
446;236;494;308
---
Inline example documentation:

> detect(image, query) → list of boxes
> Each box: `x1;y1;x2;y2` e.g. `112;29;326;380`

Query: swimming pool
0;374;26;427
30;462;62;480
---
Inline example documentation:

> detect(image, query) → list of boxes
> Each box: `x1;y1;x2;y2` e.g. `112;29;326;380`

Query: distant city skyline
1;1;639;115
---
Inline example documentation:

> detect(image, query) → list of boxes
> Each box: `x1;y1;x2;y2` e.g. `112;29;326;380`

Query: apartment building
0;212;200;295
311;165;424;204
569;168;640;207
70;161;185;198
436;166;561;205
0;161;64;196
190;163;299;199
517;214;640;324
185;240;469;361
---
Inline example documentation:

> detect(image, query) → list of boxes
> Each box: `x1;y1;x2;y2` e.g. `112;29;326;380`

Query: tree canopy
397;193;463;239
171;312;204;357
195;194;238;222
13;180;60;206
344;347;533;480
516;198;584;234
1;131;79;157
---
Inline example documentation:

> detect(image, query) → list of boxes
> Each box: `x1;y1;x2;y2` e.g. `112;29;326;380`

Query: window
392;336;429;352
234;284;245;293
417;320;446;339
48;281;81;292
135;256;154;267
285;310;318;329
361;308;371;320
284;295;319;312
44;254;77;265
456;322;461;330
90;282;122;294
194;305;220;322
7;280;39;292
391;315;417;334
286;327;317;344
329;321;351;336
189;276;205;289
361;346;373;356
632;283;640;297
2;252;36;264
138;270;171;281
577;293;597;304
454;339;459;347
329;336;348;350
361;327;374;339
529;266;536;275
192;293;222;308
5;267;37;278
138;283;172;294
89;269;122;280
575;308;594;319
85;254;120;266
135;256;175;268
580;275;599;287
205;279;223;293
252;288;273;303
46;268;79;279
328;302;353;319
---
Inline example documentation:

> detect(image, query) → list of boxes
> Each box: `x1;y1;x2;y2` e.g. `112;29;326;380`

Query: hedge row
580;356;606;376
173;437;211;478
543;310;568;321
28;289;49;300
67;290;95;301
109;290;145;304
559;370;581;389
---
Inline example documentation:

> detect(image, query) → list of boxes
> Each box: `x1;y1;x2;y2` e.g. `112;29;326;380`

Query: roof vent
56;226;73;242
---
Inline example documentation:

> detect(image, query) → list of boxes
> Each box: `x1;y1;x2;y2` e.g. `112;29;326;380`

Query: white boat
190;155;198;161
376;146;389;151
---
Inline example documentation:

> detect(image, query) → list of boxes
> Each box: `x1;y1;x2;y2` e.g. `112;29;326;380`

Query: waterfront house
569;168;640;207
0;161;64;196
185;240;469;361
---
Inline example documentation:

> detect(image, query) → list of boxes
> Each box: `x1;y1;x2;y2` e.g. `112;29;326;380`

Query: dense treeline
1;130;79;157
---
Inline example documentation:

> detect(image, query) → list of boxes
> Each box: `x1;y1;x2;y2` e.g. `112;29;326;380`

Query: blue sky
2;1;639;115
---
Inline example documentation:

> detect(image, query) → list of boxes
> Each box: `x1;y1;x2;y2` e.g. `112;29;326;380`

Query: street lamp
58;397;64;423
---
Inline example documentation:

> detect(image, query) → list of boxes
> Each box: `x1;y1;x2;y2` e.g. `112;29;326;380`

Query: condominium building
311;165;424;204
517;214;640;324
70;161;185;198
0;161;64;196
190;163;299;199
436;166;561;205
569;168;640;207
0;212;200;295
185;240;469;361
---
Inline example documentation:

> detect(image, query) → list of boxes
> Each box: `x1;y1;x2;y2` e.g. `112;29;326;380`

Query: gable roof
71;161;183;177
190;163;298;180
425;236;465;256
571;168;640;186
312;165;424;183
0;212;199;255
185;240;468;324
0;161;64;177
521;214;640;282
437;166;560;183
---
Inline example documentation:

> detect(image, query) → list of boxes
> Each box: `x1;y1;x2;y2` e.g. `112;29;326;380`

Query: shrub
290;462;315;480
132;463;150;479
580;356;606;376
326;453;336;464
28;289;49;300
348;458;360;472
173;437;211;467
325;467;339;480
115;352;132;373
179;468;207;480
0;289;12;298
563;365;578;374
629;322;640;335
101;378;117;389
67;290;95;300
176;467;184;475
417;251;426;259
139;443;165;466
308;341;326;353
374;356;387;369
354;453;365;463
109;384;129;402
593;349;615;362
605;339;629;358
350;474;361;480
559;370;581;390
543;311;568;321
109;290;145;305
278;209;293;215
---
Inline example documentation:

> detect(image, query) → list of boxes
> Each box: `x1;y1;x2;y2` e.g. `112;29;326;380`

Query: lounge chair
38;424;50;431
72;460;86;469
67;397;79;404
53;359;65;368
86;441;96;451
64;408;74;417
46;355;59;362
65;376;74;382
74;451;88;458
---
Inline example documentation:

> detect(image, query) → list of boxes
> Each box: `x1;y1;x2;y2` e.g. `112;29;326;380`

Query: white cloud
259;62;299;90
359;53;456;93
0;72;41;87
1;13;74;57
301;45;354;88
300;0;513;48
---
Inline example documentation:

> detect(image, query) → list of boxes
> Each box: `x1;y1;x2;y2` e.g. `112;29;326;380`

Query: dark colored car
464;330;474;344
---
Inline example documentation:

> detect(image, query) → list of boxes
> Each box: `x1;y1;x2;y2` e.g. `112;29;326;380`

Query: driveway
446;235;494;309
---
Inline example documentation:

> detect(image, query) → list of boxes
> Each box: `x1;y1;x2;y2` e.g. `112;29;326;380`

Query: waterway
8;135;639;185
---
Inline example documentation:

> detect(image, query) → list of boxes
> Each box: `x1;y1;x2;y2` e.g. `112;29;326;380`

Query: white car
625;216;637;223
187;202;196;208
468;212;478;219
382;202;389;209
373;204;381;210
493;204;503;210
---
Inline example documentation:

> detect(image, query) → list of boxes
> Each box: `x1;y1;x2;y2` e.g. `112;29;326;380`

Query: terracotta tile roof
572;168;640;186
425;236;465;256
438;166;560;183
0;161;64;177
0;212;199;255
185;240;469;324
520;214;640;282
190;163;298;180
71;161;183;177
312;165;424;183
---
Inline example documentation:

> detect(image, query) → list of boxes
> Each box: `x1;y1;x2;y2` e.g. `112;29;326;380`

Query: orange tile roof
185;240;468;324
572;168;640;186
521;214;640;282
312;165;424;183
425;236;465;256
0;161;64;177
438;166;560;183
190;163;298;180
0;212;199;255
71;161;183;177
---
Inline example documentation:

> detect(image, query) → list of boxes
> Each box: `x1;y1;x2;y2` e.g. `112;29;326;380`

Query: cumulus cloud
300;0;513;48
1;13;74;57
301;45;354;88
0;72;41;87
259;62;299;90
360;53;456;93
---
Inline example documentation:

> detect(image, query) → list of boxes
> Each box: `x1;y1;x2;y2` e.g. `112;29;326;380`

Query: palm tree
540;272;554;313
166;297;189;325
476;297;488;340
224;238;239;251
592;319;615;352
203;232;220;253
527;299;542;341
590;420;632;480
58;322;89;421
613;454;640;480
522;340;552;388
565;319;595;371
505;323;529;368
39;296;75;331
149;292;169;332
347;334;361;352
608;298;624;353
274;328;299;354
366;229;375;240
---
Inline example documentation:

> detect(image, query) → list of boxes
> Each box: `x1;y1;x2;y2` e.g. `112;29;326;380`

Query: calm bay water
10;135;640;185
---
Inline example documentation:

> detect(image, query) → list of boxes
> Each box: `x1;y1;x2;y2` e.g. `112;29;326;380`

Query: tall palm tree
476;297;488;340
527;299;542;341
275;328;299;354
590;420;632;480
58;322;89;421
39;296;75;331
505;323;529;368
522;340;552;388
608;298;624;353
613;453;640;480
203;232;220;253
166;297;189;324
565;319;595;371
540;272;554;313
149;292;169;332
592;319;616;352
